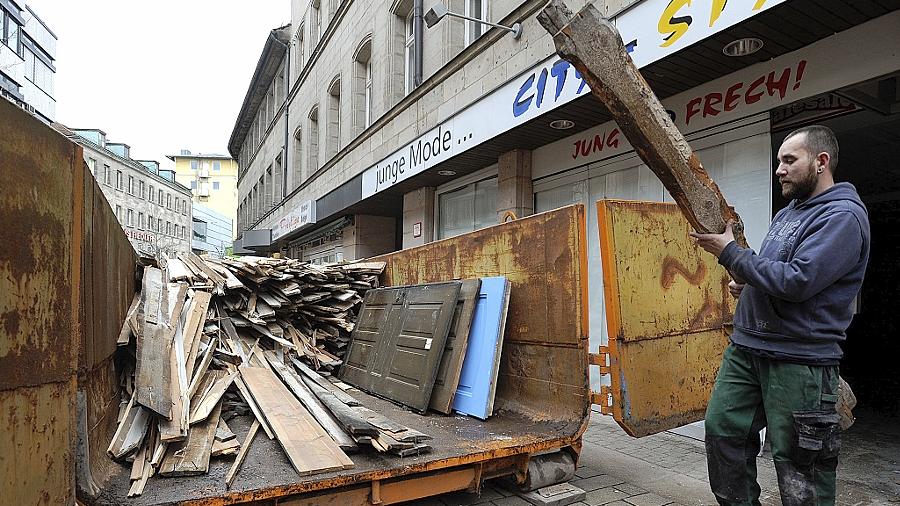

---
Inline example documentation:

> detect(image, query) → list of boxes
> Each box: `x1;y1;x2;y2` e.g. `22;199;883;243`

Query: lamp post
423;2;523;39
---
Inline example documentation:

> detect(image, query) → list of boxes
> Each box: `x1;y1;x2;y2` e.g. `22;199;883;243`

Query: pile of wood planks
109;254;431;496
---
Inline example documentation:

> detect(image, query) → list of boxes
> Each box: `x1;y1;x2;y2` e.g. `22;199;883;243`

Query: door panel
452;277;511;420
597;200;735;437
430;279;481;414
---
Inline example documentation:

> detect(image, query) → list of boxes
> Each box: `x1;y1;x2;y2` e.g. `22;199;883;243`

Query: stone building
55;123;193;257
230;0;900;419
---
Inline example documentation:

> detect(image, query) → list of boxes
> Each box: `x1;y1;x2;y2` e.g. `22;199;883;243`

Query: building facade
56;124;193;257
0;0;55;121
192;203;233;258
230;1;900;414
168;150;239;238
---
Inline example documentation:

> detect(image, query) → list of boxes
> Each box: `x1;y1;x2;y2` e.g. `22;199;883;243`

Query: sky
27;1;290;169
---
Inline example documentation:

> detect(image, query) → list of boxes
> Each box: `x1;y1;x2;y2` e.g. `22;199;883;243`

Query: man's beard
781;163;818;200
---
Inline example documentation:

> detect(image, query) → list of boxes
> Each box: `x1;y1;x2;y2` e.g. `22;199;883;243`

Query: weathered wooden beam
225;420;259;489
537;0;747;247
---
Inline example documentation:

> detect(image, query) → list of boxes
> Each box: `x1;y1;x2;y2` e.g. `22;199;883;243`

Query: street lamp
424;2;523;39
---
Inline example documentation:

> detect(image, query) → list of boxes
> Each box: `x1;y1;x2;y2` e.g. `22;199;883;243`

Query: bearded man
690;125;870;505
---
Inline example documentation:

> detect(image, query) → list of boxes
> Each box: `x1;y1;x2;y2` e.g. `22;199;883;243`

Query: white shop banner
361;0;791;199
272;199;316;241
532;11;900;177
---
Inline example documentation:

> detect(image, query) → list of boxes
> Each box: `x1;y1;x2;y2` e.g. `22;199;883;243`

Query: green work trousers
705;344;841;506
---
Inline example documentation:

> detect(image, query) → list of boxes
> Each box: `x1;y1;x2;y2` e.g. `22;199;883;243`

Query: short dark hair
785;124;839;173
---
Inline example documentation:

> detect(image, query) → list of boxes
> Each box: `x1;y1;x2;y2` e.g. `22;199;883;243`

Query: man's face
776;133;818;200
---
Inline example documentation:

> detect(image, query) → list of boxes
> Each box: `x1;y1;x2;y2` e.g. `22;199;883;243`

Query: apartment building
0;0;56;121
55;123;193;257
168;150;239;238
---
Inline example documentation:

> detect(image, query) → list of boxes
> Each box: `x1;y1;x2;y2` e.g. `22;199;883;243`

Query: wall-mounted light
550;119;576;130
438;169;457;176
723;37;763;57
424;2;523;39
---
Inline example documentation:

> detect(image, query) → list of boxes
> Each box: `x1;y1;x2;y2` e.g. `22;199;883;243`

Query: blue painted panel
452;276;510;419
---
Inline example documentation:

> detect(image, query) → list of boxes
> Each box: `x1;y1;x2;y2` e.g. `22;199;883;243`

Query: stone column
402;187;435;249
497;149;533;223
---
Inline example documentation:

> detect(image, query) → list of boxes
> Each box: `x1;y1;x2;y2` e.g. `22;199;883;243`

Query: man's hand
690;221;736;258
728;280;745;299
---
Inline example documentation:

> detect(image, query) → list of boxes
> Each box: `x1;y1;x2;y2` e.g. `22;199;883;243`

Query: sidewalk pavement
407;410;899;506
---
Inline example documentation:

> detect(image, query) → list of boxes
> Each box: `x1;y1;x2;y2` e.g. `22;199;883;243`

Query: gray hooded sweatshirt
718;182;870;364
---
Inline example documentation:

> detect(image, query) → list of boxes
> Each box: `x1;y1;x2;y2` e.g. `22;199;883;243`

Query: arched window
326;77;341;159
308;107;320;173
353;35;373;134
292;127;303;190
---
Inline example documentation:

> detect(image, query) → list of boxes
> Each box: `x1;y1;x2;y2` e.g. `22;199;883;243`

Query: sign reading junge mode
360;0;788;199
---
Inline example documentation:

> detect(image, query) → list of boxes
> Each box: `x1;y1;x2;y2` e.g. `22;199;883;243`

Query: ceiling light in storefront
438;170;457;176
723;37;764;57
550;119;576;130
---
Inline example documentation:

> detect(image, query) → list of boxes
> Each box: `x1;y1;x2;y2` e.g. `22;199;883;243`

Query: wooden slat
225;420;259;489
183;291;213;375
190;370;237;425
265;353;358;451
159;402;221;476
160;288;191;442
240;366;354;476
107;394;150;459
293;358;360;407
117;293;140;346
135;268;173;417
232;374;275;439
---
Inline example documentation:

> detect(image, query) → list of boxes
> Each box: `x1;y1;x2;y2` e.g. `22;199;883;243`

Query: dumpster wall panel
374;205;591;422
0;99;137;503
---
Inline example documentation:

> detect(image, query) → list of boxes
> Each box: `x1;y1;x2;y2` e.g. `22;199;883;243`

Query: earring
817;168;824;174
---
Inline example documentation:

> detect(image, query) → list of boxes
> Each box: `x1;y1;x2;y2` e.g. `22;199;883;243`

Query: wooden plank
232;375;275;439
240;366;354;476
211;438;240;457
107;394;151;459
159;402;221;476
293;358;360;406
265;353;358;451
183;291;213;375
134;268;173;417
187;336;218;399
117;293;141;346
537;1;748;248
216;419;236;442
159;288;191;442
430;279;480;414
296;373;378;437
225;420;259;489
190;370;237;425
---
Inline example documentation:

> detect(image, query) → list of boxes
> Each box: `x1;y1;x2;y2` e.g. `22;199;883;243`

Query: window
128;175;134;194
465;0;488;45
190;180;197;190
326;78;341;159
438;177;498;239
352;37;373;133
87;158;96;175
182;225;187;239
190;160;198;170
149;185;155;203
157;218;162;232
293;25;305;81
139;180;145;199
116;170;123;190
213;161;221;171
2;9;21;55
139;212;145;230
166;222;171;236
167;193;172;209
212;181;220;190
175;198;180;213
308;107;319;173
273;152;283;204
104;164;111;185
126;209;134;227
194;218;208;241
405;10;415;95
148;213;153;231
158;189;163;205
115;205;122;222
311;0;321;47
292;127;303;190
182;199;188;215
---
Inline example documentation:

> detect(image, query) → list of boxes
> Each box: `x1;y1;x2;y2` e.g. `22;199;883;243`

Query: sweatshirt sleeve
718;210;863;302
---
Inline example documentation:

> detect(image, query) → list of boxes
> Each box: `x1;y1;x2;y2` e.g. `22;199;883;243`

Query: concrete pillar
342;215;396;260
497;149;533;223
402;187;435;249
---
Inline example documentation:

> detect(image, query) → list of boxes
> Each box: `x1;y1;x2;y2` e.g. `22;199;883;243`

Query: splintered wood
110;254;405;495
537;0;748;248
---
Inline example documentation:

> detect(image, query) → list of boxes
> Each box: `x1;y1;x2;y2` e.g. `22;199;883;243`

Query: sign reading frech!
359;0;790;199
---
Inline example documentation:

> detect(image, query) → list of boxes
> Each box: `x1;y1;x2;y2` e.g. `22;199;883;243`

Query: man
691;125;870;506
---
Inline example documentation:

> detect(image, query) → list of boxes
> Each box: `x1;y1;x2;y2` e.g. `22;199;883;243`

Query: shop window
438;177;498;239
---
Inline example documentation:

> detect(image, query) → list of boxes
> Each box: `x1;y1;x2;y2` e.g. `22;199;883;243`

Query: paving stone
602;502;633;506
515;483;586;506
583;486;630;505
491;496;534;506
623;493;671;506
574;466;605;479
439;487;503;505
571;474;626;492
610;483;647;497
